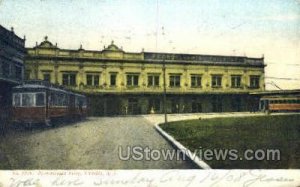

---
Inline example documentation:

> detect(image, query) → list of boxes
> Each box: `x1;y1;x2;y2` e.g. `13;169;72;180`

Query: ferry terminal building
24;37;265;116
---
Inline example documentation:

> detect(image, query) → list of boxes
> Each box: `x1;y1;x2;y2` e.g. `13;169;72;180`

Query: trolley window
36;93;45;106
13;93;21;107
22;93;35;107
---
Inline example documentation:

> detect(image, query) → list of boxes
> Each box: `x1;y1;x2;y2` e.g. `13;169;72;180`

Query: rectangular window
191;75;202;87
62;73;77;86
43;73;51;82
231;75;241;88
3;63;9;77
128;98;139;114
148;75;160;87
13;93;21;107
127;74;139;86
22;93;35;107
50;92;56;106
86;74;99;86
110;74;117;86
15;66;22;80
169;75;181;87
250;76;260;88
36;93;45;106
212;75;222;88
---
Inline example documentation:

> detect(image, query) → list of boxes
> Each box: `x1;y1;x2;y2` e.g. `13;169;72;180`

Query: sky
0;0;299;90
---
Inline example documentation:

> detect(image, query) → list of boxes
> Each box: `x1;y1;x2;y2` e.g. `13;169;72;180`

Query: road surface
0;116;197;169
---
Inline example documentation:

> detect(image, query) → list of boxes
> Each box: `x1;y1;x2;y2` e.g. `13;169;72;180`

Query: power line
265;62;300;66
265;76;300;81
265;82;282;90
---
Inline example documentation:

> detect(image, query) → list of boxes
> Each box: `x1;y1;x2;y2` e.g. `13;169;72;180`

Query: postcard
0;0;299;186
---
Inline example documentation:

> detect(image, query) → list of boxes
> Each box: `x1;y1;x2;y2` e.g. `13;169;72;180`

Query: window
62;73;77;86
36;93;45;106
212;75;222;88
231;75;241;88
50;92;68;106
128;98;140;114
22;93;35;107
2;63;9;77
250;76;260;88
13;93;21;107
191;75;202;87
75;96;86;108
169;75;181;87
86;74;99;86
127;74;139;86
148;75;160;87
43;73;51;82
16;66;22;80
110;74;117;86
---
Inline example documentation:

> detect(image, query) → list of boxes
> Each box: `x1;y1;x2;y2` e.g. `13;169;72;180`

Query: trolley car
259;96;300;112
11;80;87;127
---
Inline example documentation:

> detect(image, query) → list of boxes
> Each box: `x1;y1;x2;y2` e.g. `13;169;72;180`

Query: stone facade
25;37;265;116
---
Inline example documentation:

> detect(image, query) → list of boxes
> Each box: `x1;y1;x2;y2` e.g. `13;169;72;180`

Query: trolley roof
13;80;86;97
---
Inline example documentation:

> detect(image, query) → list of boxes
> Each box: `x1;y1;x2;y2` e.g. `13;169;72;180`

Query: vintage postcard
0;0;299;186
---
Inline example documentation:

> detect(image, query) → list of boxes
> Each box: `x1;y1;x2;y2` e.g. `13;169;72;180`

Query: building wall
25;39;265;116
0;25;25;130
86;94;254;116
0;26;25;85
25;60;265;94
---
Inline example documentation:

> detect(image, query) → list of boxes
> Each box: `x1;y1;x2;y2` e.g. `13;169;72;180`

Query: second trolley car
259;96;300;112
11;80;87;127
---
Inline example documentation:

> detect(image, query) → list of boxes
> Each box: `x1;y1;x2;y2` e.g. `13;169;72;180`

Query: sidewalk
142;112;299;125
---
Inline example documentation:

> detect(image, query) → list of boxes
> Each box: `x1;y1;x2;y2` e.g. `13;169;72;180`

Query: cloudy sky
0;0;299;90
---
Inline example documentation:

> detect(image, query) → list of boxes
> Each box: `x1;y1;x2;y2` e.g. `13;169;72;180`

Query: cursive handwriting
9;177;40;187
51;176;84;186
6;170;297;187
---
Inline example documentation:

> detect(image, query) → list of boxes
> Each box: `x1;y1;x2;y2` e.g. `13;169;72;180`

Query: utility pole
162;60;168;124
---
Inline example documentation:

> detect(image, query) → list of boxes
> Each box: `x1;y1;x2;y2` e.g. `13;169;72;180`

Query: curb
154;123;211;169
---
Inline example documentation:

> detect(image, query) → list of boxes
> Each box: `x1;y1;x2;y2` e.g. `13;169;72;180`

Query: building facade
25;37;265;116
0;25;25;127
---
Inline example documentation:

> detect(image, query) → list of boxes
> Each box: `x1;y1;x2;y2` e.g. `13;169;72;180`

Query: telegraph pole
162;60;168;124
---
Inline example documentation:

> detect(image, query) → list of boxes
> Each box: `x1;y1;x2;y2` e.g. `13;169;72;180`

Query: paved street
0;117;197;169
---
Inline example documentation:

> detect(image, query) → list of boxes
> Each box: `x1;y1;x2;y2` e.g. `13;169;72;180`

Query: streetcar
259;96;300;112
11;80;87;127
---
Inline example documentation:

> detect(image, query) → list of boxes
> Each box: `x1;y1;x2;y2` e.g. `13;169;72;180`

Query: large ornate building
25;37;265;116
0;25;25;127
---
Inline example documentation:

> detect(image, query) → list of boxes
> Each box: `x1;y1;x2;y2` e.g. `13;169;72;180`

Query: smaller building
0;25;25;130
